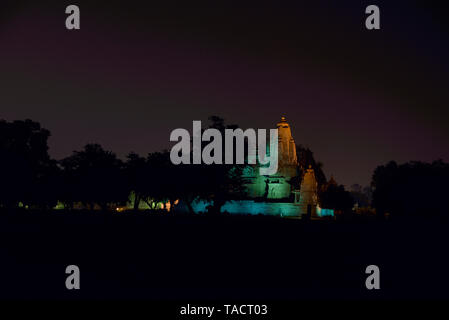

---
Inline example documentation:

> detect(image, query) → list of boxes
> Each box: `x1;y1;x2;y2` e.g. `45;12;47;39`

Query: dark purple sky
1;0;448;186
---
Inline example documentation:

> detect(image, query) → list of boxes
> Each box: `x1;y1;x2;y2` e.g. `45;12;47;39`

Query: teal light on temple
316;206;334;217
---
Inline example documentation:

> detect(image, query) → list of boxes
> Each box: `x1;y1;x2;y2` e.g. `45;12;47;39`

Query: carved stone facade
243;117;299;200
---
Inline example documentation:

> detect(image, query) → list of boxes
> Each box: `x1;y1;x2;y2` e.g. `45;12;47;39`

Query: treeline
0;118;246;213
372;160;449;219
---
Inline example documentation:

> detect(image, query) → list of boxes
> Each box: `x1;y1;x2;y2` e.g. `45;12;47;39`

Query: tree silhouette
372;160;449;219
0;119;56;208
60;144;128;210
166;116;247;214
200;116;246;213
144;150;175;209
125;152;148;210
126;150;191;211
319;182;354;214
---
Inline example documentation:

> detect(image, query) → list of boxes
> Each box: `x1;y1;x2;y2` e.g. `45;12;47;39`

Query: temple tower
276;116;298;167
297;165;318;218
274;116;298;186
243;116;299;199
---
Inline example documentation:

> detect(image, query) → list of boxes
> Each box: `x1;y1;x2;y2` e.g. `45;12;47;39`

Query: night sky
1;0;448;186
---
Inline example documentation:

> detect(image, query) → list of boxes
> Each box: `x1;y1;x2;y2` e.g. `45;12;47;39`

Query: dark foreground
0;210;448;300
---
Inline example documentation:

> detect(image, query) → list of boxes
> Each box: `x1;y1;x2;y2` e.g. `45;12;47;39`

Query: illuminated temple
242;116;298;200
181;116;333;219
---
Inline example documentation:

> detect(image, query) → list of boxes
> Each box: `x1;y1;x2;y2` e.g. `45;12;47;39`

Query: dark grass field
1;210;448;300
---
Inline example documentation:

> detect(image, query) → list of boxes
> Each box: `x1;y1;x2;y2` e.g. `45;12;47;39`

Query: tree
60;144;128;210
200;116;246;213
0;119;57;208
144;150;176;209
173;164;206;214
170;116;247;214
125;152;148;210
126;150;188;211
319;182;354;214
372;160;449;219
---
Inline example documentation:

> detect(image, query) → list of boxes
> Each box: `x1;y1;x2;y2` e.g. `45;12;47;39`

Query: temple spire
276;116;297;166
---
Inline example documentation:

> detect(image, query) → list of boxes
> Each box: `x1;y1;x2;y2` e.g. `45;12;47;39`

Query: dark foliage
123;116;247;214
60;144;128;210
0;119;57;208
319;183;354;213
372;160;449;219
